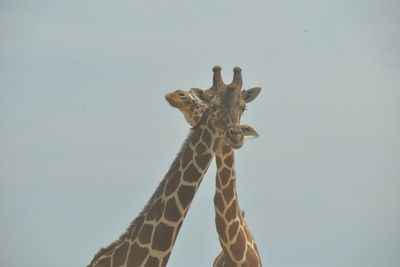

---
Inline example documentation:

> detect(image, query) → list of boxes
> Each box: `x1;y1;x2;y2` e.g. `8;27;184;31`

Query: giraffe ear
190;88;210;104
242;87;261;103
240;125;259;139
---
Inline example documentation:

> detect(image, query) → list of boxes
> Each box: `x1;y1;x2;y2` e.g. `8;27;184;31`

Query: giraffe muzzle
226;126;244;149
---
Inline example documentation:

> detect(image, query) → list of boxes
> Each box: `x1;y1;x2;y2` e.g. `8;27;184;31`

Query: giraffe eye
178;92;186;98
241;105;247;113
210;104;217;112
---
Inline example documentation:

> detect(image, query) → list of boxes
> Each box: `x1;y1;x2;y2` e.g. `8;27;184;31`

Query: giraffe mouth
165;94;180;108
226;125;245;149
227;135;244;149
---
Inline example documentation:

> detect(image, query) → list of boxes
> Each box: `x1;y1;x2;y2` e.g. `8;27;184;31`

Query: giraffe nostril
228;127;243;137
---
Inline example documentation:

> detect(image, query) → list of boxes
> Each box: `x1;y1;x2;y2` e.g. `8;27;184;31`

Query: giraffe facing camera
189;66;261;149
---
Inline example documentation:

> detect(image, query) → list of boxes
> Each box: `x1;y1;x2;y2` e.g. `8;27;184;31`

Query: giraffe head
190;66;261;149
165;89;208;127
166;88;259;140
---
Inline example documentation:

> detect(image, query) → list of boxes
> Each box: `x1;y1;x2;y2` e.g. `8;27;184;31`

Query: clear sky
1;1;399;266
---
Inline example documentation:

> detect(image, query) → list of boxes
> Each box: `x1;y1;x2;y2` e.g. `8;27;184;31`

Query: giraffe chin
227;136;244;149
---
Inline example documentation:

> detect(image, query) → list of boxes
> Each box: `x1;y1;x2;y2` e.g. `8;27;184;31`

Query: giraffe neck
89;122;215;267
213;141;262;267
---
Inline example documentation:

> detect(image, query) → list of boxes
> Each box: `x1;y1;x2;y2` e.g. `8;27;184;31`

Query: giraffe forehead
221;87;242;107
208;87;243;109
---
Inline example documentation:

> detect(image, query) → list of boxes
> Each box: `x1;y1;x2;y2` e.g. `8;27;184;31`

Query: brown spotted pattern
164;73;263;266
165;89;208;127
89;66;262;267
88;121;214;267
213;143;262;267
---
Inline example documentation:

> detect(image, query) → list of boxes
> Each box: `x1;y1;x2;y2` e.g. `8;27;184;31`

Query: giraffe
88;66;260;267
165;89;208;127
211;138;262;267
166;88;263;266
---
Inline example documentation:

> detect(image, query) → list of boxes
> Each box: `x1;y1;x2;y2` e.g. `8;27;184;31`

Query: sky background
1;1;399;266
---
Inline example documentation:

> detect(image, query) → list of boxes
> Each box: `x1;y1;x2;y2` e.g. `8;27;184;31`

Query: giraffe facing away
166;88;262;266
88;66;261;267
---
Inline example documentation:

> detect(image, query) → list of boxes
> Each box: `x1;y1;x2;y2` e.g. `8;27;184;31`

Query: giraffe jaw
227;135;244;149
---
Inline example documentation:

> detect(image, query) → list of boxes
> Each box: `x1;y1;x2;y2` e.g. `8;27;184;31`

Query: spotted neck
212;141;262;267
166;89;263;266
88;118;215;267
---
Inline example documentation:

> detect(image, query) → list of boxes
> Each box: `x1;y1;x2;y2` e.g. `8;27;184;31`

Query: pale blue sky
1;1;399;266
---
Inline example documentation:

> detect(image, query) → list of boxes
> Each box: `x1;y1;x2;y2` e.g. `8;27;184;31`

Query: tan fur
166;84;262;266
88;66;262;267
165;90;208;127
